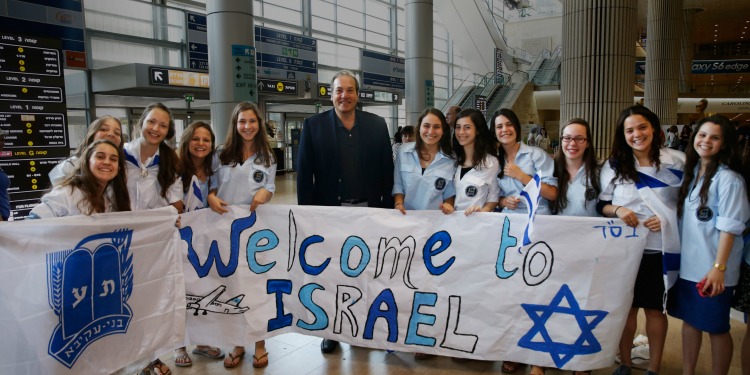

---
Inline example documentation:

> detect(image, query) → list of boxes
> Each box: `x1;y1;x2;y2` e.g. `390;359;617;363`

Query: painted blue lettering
267;279;293;331
296;283;328;330
299;235;329;275
496;216;518;279
363;289;398;342
422;231;454;275
340;236;370;277
405;292;437;346
246;229;279;274
180;213;256;278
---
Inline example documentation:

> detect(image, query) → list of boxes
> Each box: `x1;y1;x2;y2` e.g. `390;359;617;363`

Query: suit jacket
297;108;394;208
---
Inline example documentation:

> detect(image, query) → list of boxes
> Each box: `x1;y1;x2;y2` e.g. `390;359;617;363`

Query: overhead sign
636;59;750;75
257;79;297;95
232;44;257;102
475;95;487;115
495;48;504;83
361;49;405;91
255;26;318;84
0;0;86;69
425;79;435;108
0;32;70;219
149;67;209;88
359;89;374;101
186;12;208;71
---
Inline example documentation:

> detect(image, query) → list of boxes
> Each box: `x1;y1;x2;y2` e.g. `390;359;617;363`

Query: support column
561;0;637;157
679;5;702;93
207;0;254;143
405;0;433;125
644;0;682;125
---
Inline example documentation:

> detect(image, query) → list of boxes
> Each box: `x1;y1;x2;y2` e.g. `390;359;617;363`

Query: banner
0;204;648;373
0;208;185;375
179;205;647;371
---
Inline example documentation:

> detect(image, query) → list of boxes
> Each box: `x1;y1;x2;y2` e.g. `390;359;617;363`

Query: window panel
365;0;390;19
312;16;335;33
365;15;389;33
366;31;389;48
312;0;335;18
264;4;301;25
337;23;364;40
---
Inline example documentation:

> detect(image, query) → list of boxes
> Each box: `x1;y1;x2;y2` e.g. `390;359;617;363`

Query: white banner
0;208;185;375
179;205;648;371
0;204;648;373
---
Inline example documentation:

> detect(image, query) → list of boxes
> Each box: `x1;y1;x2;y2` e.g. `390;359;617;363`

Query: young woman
207;102;276;369
393;108;455;216
442;108;499;216
668;115;749;375
49;115;123;186
30;140;130;218
171;121;226;367
124;103;182;375
392;125;415;161
598;106;684;375
665;125;679;150
124;103;183;213
494;108;557;217
550;119;601;375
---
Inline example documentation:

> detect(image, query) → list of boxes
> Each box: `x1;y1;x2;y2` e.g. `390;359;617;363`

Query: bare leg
643;308;667;374
709;332;732;375
253;340;269;368
618;308;639;368
681;322;702;375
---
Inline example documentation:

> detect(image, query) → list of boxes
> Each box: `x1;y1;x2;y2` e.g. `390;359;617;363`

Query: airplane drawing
186;285;250;316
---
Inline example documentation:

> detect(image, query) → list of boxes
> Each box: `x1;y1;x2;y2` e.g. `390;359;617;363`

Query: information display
255;26;318;85
0;32;70;220
186;12;208;71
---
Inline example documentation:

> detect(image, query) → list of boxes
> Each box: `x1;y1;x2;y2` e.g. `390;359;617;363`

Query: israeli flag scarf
634;149;684;309
183;175;208;212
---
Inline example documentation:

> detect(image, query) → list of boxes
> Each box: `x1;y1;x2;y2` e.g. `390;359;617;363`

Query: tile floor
137;173;748;375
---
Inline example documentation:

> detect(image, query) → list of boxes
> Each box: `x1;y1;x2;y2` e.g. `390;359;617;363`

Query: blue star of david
517;284;608;368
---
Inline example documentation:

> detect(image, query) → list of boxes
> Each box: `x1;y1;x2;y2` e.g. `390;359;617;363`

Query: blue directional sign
254;26;318;84
186;12;208;71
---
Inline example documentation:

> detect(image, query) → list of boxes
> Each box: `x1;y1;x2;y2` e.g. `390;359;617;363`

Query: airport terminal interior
2;0;750;374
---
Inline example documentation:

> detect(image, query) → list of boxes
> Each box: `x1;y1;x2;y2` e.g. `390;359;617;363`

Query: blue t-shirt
0;168;10;220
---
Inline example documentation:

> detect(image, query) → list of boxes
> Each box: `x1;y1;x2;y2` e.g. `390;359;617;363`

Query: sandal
148;359;171;375
224;348;246;368
192;346;225;359
501;361;520;374
173;348;192;367
252;351;269;368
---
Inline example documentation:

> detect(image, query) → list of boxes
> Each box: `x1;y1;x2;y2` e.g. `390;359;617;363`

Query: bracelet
614;206;622;216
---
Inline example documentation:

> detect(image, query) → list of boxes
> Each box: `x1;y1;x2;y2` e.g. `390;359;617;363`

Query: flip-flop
224;351;245;368
530;365;545;375
192;346;225;359
173;351;192;367
253;352;269;368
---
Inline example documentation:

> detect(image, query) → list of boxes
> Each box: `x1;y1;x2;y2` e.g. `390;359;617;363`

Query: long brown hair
551;118;601;214
453;108;496;168
677;115;746;217
608;105;664;183
219;102;276;167
179;121;215;193
415;108;452;160
492;108;523;178
74;115;123;158
62;140;131;214
133;103;181;198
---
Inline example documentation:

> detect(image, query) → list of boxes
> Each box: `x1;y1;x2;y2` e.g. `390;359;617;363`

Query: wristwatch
714;263;726;271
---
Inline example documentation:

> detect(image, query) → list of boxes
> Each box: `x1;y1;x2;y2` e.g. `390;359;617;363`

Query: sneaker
612;365;631;375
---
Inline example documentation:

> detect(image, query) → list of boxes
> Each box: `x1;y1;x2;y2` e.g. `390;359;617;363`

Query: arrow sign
190;15;195;22
237;74;241;79
191;44;197;50
149;68;169;85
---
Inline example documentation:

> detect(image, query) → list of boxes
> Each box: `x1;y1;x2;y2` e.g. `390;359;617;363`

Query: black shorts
632;252;665;310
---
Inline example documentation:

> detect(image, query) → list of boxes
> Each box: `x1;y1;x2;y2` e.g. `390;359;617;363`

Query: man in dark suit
296;70;394;353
